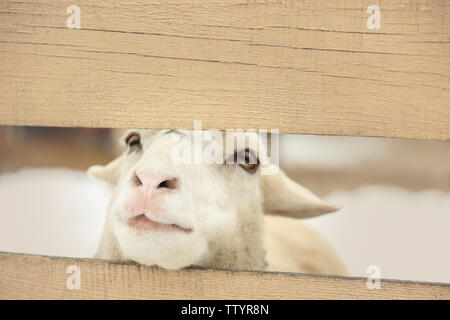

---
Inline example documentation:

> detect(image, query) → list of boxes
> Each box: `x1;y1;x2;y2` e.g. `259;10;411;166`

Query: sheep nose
133;172;178;191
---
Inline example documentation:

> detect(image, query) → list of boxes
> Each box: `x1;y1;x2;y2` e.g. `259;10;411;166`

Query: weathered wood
0;252;449;299
0;0;449;139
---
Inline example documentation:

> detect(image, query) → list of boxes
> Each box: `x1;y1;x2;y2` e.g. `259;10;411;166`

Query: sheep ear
261;165;341;219
87;154;124;184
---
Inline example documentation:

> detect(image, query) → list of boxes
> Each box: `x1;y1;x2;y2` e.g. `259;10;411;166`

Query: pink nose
133;171;178;191
133;172;178;191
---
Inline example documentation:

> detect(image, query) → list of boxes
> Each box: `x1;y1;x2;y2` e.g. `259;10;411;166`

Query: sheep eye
240;162;258;172
237;149;259;173
125;133;142;153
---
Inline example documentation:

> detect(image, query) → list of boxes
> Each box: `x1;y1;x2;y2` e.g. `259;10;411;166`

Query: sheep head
88;129;340;270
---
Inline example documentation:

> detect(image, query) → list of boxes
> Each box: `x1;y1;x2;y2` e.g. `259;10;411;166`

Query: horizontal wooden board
0;0;449;139
0;252;449;299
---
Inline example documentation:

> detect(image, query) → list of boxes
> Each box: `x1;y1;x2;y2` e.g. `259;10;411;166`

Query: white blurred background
0;127;449;283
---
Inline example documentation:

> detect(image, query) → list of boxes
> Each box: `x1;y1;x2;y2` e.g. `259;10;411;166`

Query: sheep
88;129;346;275
264;215;346;275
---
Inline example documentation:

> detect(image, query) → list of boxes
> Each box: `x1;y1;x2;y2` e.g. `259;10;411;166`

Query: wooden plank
0;252;449;299
0;0;449;139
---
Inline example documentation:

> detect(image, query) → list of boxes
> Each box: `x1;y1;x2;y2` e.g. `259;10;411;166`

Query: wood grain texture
0;252;449;299
0;0;449;139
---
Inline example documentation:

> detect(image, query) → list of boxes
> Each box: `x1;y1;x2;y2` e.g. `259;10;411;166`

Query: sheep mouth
126;214;192;233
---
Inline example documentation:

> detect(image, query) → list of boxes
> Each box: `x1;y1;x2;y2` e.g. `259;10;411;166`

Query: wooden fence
0;0;449;299
1;253;449;299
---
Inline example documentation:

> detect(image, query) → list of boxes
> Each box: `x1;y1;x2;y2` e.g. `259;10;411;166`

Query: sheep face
89;129;340;270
